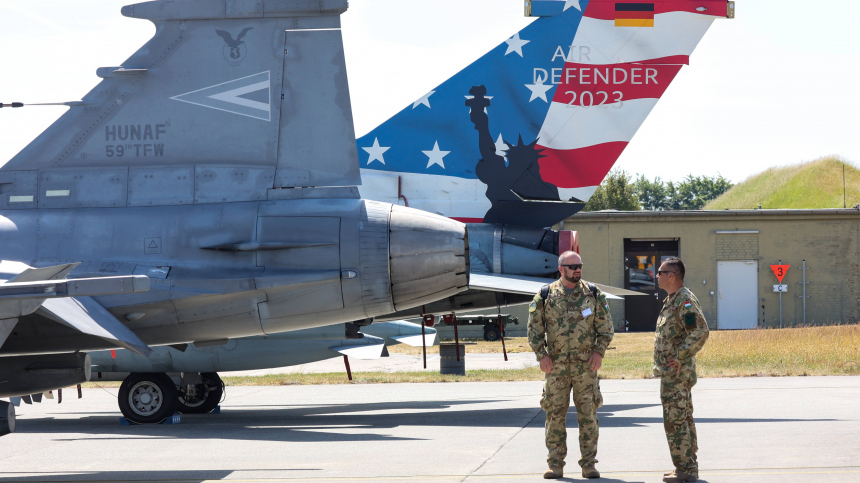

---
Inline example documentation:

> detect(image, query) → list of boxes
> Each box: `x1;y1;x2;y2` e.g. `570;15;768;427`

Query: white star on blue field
357;0;590;179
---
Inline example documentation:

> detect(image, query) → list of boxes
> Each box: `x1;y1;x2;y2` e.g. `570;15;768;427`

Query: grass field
82;325;860;388
219;325;860;386
704;156;860;210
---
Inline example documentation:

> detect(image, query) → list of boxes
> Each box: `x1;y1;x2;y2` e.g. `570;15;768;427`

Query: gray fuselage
0;197;468;356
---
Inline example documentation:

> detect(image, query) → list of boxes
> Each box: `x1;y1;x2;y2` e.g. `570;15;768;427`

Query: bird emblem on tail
216;27;254;63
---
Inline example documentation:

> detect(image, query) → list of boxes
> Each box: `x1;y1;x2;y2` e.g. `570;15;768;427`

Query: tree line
582;170;734;212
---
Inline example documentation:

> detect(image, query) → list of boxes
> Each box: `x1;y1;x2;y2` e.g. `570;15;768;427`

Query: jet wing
330;335;385;360
362;320;437;347
37;297;152;358
589;283;645;298
0;262;152;358
7;263;78;283
468;273;644;300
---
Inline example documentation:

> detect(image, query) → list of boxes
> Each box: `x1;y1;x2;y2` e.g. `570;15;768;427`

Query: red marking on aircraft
550;61;684;105
537;142;627;188
584;1;729;19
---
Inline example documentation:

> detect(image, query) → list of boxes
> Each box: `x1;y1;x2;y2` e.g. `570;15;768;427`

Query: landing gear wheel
118;373;178;424
484;326;501;342
177;373;223;414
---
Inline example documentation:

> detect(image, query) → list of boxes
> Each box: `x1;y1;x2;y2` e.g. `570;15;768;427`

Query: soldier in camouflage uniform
528;250;614;480
654;257;709;483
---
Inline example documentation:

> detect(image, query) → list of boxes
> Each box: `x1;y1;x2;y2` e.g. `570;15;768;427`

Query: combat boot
582;465;600;478
663;470;697;482
543;466;563;479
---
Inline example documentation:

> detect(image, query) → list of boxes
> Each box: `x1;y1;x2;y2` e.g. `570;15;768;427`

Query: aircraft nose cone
387;205;469;311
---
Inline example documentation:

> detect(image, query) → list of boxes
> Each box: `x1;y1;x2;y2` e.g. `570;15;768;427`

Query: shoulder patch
529;301;537;312
684;312;696;326
684;301;692;309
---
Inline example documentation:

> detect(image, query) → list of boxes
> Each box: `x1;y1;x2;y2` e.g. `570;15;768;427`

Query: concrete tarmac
2;377;858;483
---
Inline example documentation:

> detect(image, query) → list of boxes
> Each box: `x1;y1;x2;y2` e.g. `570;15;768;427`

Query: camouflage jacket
527;279;614;363
653;286;709;376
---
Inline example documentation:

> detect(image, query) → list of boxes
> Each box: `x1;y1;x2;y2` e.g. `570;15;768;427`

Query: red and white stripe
536;8;719;200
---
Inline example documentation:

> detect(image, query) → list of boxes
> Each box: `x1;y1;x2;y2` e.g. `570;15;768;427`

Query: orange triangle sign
770;264;790;283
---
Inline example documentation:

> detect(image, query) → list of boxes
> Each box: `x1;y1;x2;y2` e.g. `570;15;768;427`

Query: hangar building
562;208;860;332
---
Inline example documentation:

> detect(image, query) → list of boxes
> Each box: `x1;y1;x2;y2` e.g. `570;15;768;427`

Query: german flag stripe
615;10;655;19
615;3;655;12
615;19;655;27
586;1;728;20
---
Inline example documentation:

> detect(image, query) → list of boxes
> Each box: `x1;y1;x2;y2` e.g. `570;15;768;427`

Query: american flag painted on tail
357;0;732;227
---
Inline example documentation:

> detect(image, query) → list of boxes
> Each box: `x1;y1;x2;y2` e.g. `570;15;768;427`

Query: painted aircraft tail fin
357;0;733;227
2;0;360;209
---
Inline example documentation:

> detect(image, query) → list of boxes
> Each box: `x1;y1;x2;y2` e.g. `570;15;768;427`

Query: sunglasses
657;270;675;275
560;264;583;270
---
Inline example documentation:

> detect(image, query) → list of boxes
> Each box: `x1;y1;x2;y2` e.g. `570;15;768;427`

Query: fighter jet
0;0;733;430
51;0;732;425
0;0;473;434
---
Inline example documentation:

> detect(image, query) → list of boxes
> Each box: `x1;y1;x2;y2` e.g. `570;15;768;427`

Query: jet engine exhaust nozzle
357;201;469;316
388;205;469;311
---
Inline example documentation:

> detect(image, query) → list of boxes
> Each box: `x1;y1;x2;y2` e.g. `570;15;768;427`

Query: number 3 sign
770;264;790;283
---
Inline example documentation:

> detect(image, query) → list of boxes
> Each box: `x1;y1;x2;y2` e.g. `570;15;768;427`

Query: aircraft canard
357;0;733;227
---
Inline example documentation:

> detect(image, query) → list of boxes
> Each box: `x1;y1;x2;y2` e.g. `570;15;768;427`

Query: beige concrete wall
560;210;860;330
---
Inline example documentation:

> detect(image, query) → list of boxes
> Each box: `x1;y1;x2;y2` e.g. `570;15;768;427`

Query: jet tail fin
357;0;732;227
2;0;360;209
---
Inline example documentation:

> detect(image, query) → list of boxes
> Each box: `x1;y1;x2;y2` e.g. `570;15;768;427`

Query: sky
0;0;858;184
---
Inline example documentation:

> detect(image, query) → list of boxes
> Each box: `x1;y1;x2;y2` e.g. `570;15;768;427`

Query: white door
717;261;758;329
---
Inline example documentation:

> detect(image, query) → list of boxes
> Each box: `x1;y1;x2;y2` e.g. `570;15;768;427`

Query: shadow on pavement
15;399;837;444
0;469;316;482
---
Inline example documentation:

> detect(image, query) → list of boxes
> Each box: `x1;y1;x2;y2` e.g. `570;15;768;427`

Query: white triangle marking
208;80;270;112
170;71;271;121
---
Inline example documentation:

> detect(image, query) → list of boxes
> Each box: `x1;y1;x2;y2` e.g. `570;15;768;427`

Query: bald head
558;251;582;266
558;250;583;287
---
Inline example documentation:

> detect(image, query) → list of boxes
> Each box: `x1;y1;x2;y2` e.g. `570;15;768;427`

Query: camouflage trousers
660;370;699;476
540;360;603;469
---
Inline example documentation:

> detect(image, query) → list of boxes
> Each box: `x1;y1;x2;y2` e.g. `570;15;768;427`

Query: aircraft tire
177;373;223;414
484;326;501;342
118;373;179;424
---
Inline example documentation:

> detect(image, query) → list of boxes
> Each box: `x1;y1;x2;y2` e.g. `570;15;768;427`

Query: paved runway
2;377;858;482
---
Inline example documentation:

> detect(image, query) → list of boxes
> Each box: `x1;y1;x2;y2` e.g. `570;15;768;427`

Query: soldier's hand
539;355;554;374
588;351;603;372
667;357;682;375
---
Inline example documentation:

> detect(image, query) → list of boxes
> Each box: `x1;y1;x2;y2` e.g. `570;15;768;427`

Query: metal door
717;260;758;329
624;240;679;332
